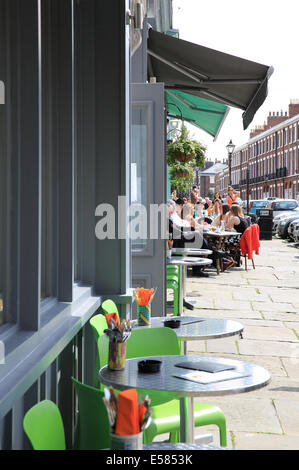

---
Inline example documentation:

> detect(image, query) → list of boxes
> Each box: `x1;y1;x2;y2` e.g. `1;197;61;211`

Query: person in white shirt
170;198;192;228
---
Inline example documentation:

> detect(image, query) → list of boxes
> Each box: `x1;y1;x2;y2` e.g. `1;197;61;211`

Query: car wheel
281;225;289;239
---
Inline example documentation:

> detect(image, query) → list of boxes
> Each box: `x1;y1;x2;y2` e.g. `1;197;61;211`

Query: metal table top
144;442;232;450
203;231;241;238
99;355;271;398
168;256;213;266
171;248;213;256
132;316;244;341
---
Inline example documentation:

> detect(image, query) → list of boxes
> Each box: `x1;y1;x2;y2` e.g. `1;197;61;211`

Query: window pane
131;105;148;251
0;105;5;325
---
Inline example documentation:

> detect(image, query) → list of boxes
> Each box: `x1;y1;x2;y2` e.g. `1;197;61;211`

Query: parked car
272;207;299;234
293;222;299;243
288;218;299;241
265;199;299;218
277;212;299;239
248;199;268;215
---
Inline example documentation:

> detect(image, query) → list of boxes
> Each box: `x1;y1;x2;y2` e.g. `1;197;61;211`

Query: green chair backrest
98;327;180;369
101;299;119;317
127;327;180;357
23;400;66;450
72;377;111;450
90;313;109;344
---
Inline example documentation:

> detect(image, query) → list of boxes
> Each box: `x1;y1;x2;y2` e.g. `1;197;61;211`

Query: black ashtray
138;360;162;373
163;319;181;329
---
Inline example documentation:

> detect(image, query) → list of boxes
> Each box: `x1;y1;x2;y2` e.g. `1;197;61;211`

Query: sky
172;0;299;161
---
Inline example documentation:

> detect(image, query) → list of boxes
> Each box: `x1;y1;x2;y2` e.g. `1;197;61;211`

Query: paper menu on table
173;369;250;384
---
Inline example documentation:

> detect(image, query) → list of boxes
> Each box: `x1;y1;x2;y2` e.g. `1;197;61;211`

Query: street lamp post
226;139;235;186
246;166;250;215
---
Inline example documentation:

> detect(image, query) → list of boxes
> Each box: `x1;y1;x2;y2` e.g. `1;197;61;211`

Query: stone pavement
170;237;299;449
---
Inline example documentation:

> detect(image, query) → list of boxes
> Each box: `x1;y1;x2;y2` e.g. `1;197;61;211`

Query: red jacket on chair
240;224;260;260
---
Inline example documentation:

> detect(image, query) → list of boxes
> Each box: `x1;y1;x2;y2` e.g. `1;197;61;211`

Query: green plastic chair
89;313;113;388
98;328;227;445
167;265;180;316
23;400;66;450
101;299;120;318
166;278;179;316
72;377;111;450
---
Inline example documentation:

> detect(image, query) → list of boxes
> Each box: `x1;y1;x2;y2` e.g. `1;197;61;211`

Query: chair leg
252;257;255;270
218;419;227;447
244;255;247;271
173;287;179;317
169;431;180;443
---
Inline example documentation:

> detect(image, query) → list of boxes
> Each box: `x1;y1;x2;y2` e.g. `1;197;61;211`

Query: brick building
216;100;299;201
199;161;227;197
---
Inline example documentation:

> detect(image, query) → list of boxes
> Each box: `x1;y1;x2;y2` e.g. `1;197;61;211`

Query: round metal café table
203;231;241;275
144;442;232;450
133;316;244;355
99;355;271;444
171;248;213;257
167;257;213;313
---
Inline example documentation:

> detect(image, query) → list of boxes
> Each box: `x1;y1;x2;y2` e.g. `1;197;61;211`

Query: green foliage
169;162;195;192
192;140;206;168
167;123;206;192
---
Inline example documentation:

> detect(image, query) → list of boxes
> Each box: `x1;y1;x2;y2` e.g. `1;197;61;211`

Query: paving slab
194;396;282;434
205;337;239;354
238;339;299;357
262;312;299;322
281;358;299;379
274;400;299;435
213;299;253;311
233;432;299;450
242;325;298;342
252;301;297;312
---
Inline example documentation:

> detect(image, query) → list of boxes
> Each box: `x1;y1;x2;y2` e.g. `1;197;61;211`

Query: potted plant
167;124;206;166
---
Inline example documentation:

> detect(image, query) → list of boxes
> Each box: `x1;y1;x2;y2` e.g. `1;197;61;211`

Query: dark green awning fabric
148;29;274;130
165;89;229;140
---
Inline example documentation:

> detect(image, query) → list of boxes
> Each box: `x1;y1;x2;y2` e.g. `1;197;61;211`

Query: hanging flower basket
174;170;190;178
173;151;195;162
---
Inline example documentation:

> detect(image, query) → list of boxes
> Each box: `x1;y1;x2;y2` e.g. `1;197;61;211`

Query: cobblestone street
180;237;299;450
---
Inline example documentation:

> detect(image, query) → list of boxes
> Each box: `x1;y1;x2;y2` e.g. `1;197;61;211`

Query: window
0;96;5;325
273;201;298;210
131;105;150;251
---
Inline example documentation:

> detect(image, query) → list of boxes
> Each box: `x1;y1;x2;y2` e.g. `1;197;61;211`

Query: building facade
199;161;227;198
216;100;299;201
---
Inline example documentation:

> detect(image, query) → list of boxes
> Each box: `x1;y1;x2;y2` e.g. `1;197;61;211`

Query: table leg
187;397;195;443
178;265;184;315
179;398;186;442
179;396;195;444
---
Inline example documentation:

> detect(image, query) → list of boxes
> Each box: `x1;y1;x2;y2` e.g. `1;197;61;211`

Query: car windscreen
253;201;268;207
273;201;298;210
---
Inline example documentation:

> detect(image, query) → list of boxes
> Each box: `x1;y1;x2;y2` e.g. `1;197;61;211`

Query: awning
148;29;274;130
165;89;229;140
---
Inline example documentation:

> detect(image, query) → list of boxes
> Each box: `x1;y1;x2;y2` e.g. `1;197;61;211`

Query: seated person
225;204;249;235
182;203;202;230
167;200;228;276
213;203;230;228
